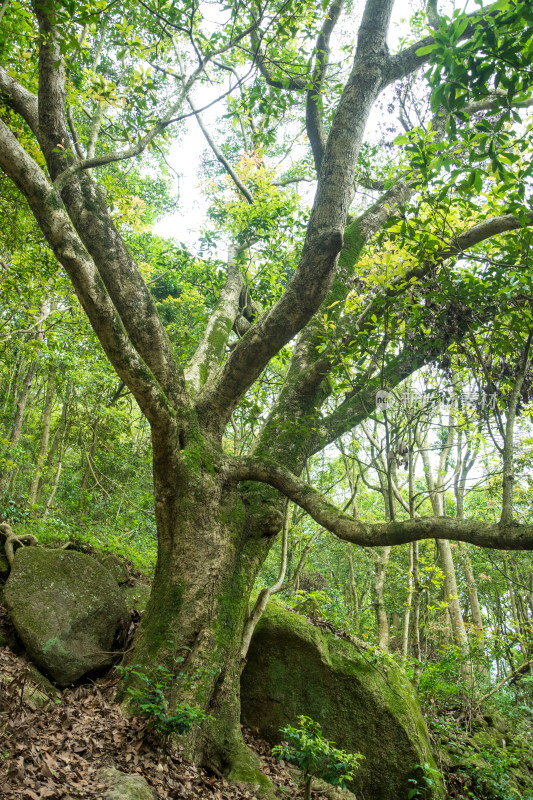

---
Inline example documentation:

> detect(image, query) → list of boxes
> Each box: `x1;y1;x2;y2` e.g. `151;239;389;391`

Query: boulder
97;767;155;800
241;603;442;800
98;553;129;585
3;547;127;686
121;583;151;613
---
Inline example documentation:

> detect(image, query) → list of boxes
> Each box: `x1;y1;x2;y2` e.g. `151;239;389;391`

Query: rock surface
3;547;127;686
97;767;155;800
241;603;441;800
121;583;151;613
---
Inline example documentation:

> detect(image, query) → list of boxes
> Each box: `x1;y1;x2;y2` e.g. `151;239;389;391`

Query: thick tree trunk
125;426;271;777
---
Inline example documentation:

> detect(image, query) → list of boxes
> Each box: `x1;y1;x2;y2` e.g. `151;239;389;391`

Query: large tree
1;0;533;779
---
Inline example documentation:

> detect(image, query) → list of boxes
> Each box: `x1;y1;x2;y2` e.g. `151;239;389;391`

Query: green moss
340;222;365;272
181;428;217;477
133;575;185;664
227;744;272;789
43;636;70;657
207;319;232;360
121;584;151;613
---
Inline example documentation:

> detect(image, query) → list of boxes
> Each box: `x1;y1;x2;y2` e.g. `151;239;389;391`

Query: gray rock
97;767;155;800
3;547;127;686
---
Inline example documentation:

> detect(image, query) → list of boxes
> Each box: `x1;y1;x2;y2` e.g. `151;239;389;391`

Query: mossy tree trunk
128;421;274;774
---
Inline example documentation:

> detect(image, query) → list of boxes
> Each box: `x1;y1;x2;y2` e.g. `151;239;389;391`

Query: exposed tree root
0;521;38;566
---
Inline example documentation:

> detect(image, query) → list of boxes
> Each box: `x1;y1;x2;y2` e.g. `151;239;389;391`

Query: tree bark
125;424;274;776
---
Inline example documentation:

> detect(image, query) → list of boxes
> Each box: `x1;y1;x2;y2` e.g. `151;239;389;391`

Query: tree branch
383;2;504;89
0;120;174;427
33;6;187;410
0;67;39;137
229;456;533;550
249;17;308;91
187;95;253;204
306;0;344;173
196;0;400;432
185;246;246;393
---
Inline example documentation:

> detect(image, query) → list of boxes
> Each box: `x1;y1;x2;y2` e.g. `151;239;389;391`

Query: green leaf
416;43;440;57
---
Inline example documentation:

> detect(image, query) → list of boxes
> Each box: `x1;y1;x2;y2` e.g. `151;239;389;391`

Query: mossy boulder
3;547;127;686
241;603;441;800
121;583;151;613
97;767;155;799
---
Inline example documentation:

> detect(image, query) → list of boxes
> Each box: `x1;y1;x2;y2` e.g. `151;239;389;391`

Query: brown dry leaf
0;638;302;800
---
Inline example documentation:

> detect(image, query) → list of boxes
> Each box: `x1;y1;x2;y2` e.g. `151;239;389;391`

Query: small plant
290;589;350;630
117;663;212;738
272;715;364;800
407;762;443;799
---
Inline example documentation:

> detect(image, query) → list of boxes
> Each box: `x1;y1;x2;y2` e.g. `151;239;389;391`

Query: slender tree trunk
412;542;422;689
44;409;69;514
2;359;20;417
0;361;38;497
44;450;64;513
27;371;55;508
0;289;51;497
347;544;360;631
419;416;473;683
372;546;391;652
460;545;483;633
402;542;414;659
438;539;473;686
35;394;69;501
505;564;529;661
80;417;100;495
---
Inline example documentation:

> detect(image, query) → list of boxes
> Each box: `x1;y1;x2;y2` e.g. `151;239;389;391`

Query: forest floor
0;647;303;800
